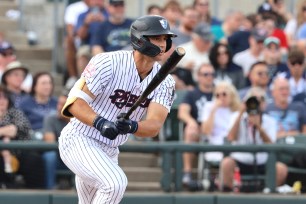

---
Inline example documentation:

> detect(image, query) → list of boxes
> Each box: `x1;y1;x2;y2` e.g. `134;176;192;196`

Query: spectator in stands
219;86;288;192
171;6;200;47
266;77;306;139
42;89;70;189
261;13;288;55
209;43;245;89
211;10;244;43
289;0;306;54
0;85;31;188
1;61;30;107
258;0;290;28
200;81;240;165
75;0;108;46
227;13;261;55
262;37;288;84
179;63;214;186
239;61;272;102
192;0;221;26
91;0;133;55
161;0;182;29
284;48;306;97
63;0;89;87
233;28;268;77
176;23;213;84
17;72;57;140
0;41;16;74
147;4;162;16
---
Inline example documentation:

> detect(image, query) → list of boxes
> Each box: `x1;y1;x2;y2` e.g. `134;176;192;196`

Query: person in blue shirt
91;0;133;55
18;72;57;139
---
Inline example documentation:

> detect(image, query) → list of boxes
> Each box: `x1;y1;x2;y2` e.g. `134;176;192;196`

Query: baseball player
58;15;176;204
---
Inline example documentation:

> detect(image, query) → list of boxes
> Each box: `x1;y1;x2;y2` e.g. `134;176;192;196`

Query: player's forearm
68;99;97;127
133;120;164;138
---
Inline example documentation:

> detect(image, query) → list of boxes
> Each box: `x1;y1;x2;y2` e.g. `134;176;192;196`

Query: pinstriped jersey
62;50;175;147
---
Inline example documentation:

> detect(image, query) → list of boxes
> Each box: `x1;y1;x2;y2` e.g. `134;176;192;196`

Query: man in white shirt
233;28;267;76
219;87;288;192
177;23;213;82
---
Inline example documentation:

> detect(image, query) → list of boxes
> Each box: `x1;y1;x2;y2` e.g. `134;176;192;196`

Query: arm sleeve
82;54;113;97
151;75;176;112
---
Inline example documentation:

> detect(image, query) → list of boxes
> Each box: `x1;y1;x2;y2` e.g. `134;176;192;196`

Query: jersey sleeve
151;75;176;112
82;53;113;97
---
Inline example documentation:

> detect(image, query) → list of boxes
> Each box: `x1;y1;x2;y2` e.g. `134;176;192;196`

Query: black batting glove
93;116;119;140
115;113;138;134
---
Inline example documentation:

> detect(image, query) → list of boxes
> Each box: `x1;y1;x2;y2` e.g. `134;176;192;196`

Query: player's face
147;35;169;60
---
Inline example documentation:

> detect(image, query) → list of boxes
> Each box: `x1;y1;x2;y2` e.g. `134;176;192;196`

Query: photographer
219;86;288;192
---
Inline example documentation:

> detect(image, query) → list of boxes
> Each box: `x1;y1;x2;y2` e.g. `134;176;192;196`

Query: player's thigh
59;135;127;188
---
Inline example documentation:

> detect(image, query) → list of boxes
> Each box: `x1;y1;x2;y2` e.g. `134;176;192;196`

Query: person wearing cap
233;27;268;77
262;36;288;84
176;22;213;84
219;86;288;192
91;0;134;55
0;41;16;72
1;61;30;107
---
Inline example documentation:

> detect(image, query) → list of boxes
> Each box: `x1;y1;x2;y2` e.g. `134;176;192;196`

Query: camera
245;96;260;115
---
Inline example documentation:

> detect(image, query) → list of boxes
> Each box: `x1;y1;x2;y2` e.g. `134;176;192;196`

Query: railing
0;141;305;192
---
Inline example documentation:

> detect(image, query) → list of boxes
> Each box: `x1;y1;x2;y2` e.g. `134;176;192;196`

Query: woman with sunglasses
200;81;241;164
209;43;245;89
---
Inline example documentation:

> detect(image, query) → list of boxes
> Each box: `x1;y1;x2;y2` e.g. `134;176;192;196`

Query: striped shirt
62;50;175;147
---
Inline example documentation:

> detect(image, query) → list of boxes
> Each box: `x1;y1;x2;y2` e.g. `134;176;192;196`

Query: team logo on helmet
159;19;168;29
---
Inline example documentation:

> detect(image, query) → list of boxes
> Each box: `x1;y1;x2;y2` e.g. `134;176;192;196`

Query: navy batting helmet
130;15;177;57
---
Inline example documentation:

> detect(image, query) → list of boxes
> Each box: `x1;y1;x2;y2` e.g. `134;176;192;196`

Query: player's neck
134;51;155;79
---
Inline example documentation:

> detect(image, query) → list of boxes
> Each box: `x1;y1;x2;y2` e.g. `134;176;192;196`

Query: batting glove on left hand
115;113;138;134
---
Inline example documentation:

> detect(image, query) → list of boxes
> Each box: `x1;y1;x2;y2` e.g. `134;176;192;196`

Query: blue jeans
42;151;68;189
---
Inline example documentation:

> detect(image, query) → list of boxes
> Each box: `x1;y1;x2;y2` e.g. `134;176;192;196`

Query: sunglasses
197;3;209;7
217;51;228;56
215;92;227;98
290;61;304;66
199;72;215;77
257;71;269;76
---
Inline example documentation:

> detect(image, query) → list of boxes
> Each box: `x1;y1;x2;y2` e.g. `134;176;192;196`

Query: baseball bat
124;47;186;119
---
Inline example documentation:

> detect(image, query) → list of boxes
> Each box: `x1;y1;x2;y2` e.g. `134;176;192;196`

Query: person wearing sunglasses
283;48;306;97
239;61;273;103
179;63;214;187
209;43;245;89
219;86;288;192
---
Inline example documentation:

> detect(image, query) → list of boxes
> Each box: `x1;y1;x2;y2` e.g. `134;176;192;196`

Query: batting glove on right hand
115;113;138;135
93;116;119;140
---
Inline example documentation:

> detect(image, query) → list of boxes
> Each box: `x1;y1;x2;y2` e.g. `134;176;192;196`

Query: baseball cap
0;41;14;55
251;28;268;42
109;0;124;5
193;23;214;42
2;61;29;85
264;36;280;47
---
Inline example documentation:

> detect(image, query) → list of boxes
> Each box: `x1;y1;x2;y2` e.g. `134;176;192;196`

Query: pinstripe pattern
59;50;175;204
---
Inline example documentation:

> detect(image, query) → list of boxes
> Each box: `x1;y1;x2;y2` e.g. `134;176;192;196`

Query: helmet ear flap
165;38;172;52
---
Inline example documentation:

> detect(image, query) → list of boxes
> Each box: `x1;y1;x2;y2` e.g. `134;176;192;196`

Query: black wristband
130;121;138;134
93;115;106;131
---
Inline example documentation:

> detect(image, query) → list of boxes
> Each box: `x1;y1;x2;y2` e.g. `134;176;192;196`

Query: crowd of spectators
0;0;306;193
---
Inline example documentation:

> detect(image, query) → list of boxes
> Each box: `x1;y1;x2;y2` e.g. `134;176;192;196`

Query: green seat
277;135;306;175
159;90;187;141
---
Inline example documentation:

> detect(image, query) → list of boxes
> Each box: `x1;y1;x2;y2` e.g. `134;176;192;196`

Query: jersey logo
159;19;168;29
109;89;151;109
83;62;96;78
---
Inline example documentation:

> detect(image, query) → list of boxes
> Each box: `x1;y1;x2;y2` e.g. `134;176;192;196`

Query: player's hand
115;113;138;134
100;121;119;140
93;116;119;140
